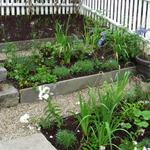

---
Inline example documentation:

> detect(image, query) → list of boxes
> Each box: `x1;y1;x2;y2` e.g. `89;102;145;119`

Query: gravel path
0;88;89;141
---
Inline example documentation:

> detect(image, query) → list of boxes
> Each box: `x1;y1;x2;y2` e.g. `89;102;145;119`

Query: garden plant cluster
39;73;150;150
3;17;141;89
1;16;149;150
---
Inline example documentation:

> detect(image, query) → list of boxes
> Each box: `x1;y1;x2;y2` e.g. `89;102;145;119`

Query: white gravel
0;88;89;141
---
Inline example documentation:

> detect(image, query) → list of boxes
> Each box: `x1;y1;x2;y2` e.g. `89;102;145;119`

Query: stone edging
20;66;136;103
0;38;55;51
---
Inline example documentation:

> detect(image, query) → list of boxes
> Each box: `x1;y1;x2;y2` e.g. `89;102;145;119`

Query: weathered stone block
0;84;19;107
0;67;7;82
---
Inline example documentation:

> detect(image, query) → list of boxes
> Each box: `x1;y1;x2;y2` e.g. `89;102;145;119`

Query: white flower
19;114;30;123
99;146;105;150
38;86;50;100
49;135;53;138
143;147;147;150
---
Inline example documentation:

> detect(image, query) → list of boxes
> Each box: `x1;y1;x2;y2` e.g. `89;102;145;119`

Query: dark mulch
41;115;150;150
0;14;84;42
41;116;83;150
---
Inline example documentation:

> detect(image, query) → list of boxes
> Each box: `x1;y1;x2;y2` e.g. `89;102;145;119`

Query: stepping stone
0;67;7;82
0;133;57;150
0;84;19;107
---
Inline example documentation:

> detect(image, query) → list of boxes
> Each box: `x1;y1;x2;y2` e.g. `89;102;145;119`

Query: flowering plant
38;85;62;129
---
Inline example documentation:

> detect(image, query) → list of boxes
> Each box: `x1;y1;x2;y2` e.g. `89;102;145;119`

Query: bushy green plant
105;29;141;62
122;103;150;129
39;42;54;57
71;60;95;75
30;67;57;84
101;59;119;71
56;130;77;150
53;66;70;79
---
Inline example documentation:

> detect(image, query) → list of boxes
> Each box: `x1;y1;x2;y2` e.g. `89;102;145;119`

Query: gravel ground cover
0;88;88;141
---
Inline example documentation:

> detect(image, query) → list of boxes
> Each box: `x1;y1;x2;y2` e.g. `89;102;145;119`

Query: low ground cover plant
39;73;150;150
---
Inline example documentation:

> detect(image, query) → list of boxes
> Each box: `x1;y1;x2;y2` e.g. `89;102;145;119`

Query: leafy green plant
39;42;54;57
56;130;77;150
101;59;119;71
53;21;72;65
77;93;91;137
30;67;57;84
105;29;141;62
39;99;62;129
77;72;131;149
53;66;70;79
71;60;95;75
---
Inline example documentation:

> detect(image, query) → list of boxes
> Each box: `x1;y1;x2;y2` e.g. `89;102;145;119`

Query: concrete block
0;133;57;150
20;67;136;103
0;84;19;107
0;67;7;82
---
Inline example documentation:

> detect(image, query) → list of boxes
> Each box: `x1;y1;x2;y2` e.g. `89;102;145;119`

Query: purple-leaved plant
137;27;150;36
97;31;106;48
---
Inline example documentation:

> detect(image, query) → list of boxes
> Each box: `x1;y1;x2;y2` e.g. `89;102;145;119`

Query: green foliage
54;21;72;65
94;59;103;71
2;43;18;54
39;100;63;129
39;42;54;57
101;59;119;71
53;66;70;79
77;72;131;149
105;29;141;62
56;130;77;150
71;60;95;75
30;67;57;84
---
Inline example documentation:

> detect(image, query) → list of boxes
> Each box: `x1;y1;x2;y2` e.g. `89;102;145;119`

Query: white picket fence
0;0;150;39
0;0;79;15
81;0;150;40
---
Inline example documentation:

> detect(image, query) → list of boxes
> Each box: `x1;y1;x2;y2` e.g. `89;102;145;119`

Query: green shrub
53;66;70;79
105;29;141;62
101;59;119;71
39;42;54;57
30;67;57;84
71;60;95;75
56;130;77;149
94;59;103;71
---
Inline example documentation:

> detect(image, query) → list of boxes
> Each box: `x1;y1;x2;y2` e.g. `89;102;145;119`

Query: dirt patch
0;14;84;42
